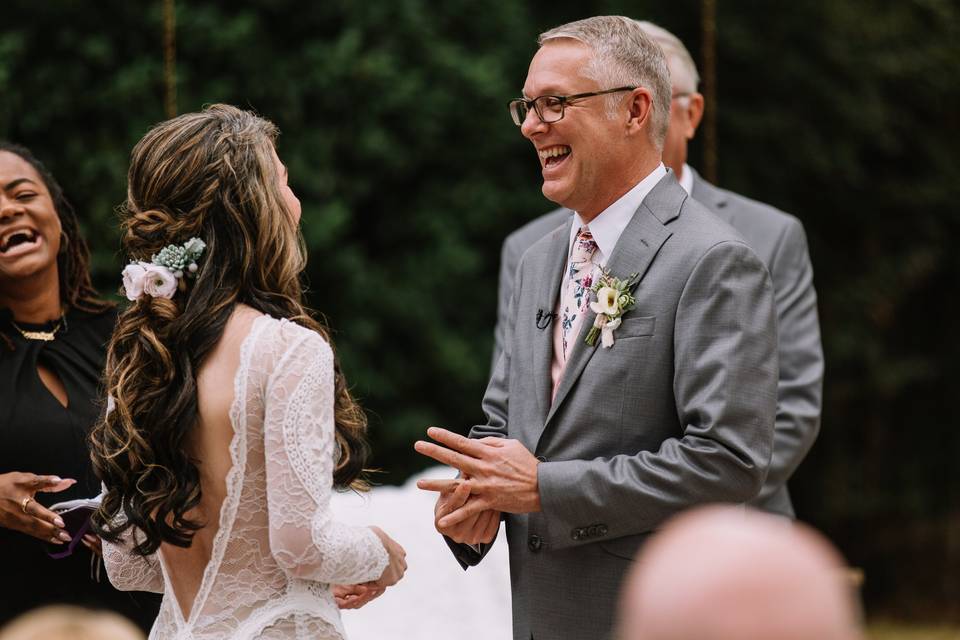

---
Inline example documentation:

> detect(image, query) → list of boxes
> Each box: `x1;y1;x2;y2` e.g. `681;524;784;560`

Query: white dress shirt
562;162;668;288
678;162;694;196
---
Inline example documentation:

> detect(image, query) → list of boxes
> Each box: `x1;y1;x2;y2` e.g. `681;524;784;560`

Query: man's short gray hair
635;21;701;94
539;15;671;149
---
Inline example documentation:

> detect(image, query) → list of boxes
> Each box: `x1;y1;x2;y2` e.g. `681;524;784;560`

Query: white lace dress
102;316;389;639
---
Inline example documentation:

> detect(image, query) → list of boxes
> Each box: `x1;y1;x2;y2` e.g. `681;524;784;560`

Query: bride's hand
333;583;384;609
369;526;407;588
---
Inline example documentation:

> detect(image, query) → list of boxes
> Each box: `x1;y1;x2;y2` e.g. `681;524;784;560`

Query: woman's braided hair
90;104;370;555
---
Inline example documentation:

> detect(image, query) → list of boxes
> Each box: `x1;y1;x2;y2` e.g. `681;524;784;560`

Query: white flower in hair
142;264;179;299
183;237;206;255
121;262;149;301
121;237;206;301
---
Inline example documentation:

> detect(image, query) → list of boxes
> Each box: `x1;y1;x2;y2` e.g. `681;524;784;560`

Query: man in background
492;20;824;517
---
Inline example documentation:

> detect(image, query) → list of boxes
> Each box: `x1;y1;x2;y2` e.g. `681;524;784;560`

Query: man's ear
626;87;653;133
685;92;705;139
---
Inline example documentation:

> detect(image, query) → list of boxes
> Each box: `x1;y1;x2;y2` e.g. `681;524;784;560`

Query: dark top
0;306;160;630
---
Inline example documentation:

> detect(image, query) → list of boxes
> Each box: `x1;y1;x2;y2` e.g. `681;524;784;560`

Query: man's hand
415;427;541;528
431;479;500;545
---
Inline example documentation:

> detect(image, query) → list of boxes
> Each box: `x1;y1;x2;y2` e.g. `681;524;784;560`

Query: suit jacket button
536;455;547;462
528;534;543;551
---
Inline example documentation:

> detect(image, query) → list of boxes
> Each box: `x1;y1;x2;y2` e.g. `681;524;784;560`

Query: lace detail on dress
101;315;388;639
264;330;389;584
101;524;164;594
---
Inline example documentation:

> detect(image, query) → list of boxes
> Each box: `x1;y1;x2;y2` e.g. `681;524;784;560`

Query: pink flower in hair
142;264;178;299
121;262;149;301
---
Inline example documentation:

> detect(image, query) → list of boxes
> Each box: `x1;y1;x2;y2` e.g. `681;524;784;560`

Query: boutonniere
585;270;640;348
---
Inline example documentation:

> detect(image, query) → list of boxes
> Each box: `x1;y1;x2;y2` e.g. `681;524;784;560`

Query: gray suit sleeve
491;234;521;374
442;247;521;569
755;219;823;502
474;244;520;440
537;241;778;549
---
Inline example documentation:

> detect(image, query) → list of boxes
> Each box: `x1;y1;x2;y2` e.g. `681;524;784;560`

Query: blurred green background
2;0;957;625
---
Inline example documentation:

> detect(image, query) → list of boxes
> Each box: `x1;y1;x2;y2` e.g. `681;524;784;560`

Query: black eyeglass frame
508;86;638;126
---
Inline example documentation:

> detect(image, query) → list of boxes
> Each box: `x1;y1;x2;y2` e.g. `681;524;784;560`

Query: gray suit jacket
471;173;778;640
493;169;823;517
689;167;824;515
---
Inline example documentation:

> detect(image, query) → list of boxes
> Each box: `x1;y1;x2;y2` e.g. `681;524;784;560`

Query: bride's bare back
161;305;261;619
103;309;390;638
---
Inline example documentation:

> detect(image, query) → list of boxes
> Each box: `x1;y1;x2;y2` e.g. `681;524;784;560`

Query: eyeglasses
508;87;637;126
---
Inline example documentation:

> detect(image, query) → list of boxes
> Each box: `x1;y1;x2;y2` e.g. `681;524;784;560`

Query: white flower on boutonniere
585;270;639;348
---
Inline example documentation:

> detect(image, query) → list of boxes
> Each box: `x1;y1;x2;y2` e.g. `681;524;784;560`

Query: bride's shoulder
248;313;332;364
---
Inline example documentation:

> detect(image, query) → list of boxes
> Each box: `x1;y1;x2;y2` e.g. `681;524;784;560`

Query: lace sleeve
263;330;389;585
101;524;165;594
98;407;165;594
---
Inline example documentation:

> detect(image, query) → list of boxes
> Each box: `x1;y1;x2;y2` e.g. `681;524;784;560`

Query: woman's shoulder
244;310;333;369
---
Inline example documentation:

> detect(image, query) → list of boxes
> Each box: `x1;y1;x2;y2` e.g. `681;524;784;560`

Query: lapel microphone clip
536;309;557;330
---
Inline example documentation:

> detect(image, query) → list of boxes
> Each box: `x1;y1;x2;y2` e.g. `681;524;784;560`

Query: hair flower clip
122;237;206;301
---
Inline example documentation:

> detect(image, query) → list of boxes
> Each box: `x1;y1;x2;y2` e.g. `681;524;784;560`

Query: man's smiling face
520;39;635;219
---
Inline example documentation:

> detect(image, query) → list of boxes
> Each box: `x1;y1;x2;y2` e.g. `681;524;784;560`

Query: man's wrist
529;458;543;512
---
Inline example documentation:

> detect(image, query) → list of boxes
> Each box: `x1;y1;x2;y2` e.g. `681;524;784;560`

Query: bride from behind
89;104;405;639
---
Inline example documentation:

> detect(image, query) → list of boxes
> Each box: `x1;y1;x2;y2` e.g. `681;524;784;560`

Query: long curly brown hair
89;104;370;555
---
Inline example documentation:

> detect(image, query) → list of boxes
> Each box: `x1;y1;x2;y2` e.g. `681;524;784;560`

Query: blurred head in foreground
617;506;863;640
0;606;144;640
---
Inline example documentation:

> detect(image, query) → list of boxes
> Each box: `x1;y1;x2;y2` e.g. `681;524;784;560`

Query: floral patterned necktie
559;227;599;359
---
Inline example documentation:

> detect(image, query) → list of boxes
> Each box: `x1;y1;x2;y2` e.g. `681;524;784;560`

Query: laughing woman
0;142;160;629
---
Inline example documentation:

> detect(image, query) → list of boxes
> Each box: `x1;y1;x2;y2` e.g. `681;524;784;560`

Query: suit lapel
541;175;684;431
529;223;572;423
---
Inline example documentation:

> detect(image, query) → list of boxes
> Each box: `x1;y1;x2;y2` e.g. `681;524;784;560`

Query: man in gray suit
492;21;824;518
416;16;777;639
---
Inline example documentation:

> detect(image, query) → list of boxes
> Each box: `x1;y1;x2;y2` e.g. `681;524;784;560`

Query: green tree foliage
1;0;955;618
713;1;960;617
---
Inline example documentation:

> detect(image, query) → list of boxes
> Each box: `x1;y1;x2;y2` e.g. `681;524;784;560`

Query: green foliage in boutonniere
585;270;640;348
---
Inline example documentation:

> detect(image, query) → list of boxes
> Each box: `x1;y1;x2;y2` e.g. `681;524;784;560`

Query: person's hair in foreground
617;506;863;640
0;606;144;640
90;104;370;555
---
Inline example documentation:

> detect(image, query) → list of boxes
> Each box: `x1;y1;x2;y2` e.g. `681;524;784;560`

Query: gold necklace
10;317;63;341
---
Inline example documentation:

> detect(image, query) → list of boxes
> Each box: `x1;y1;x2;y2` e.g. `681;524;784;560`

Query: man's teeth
539;146;571;160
